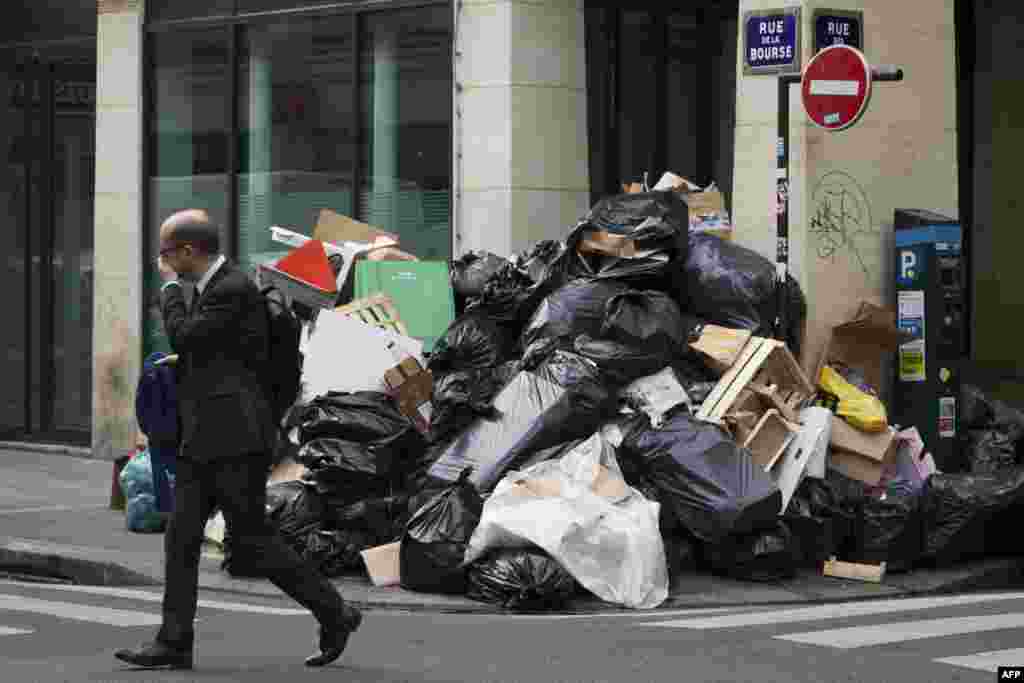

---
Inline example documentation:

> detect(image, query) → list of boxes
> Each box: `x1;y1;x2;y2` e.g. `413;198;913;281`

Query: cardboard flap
314;209;398;247
578;229;638;258
830;418;897;463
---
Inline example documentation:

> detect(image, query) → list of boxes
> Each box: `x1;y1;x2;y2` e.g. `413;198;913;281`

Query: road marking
776;613;1024;649
480;606;746;621
0;627;33;636
935;648;1024;673
0;595;160;627
0;504;108;516
641;593;1024;630
0;583;307;616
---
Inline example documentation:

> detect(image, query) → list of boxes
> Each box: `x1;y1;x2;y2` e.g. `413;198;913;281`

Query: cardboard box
690;325;753;375
383;357;433;432
361;542;401;587
828;418;898;485
313;208;398;248
816;301;912;393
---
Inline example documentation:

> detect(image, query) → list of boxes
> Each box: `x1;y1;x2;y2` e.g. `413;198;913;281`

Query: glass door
0;48;95;444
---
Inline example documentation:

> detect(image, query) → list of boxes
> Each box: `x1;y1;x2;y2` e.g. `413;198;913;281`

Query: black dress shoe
114;641;193;670
305;605;363;667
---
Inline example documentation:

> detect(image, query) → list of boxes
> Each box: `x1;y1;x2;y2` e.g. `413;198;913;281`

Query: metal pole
775;73;801;340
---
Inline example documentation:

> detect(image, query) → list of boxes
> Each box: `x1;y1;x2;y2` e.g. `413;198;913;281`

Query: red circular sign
801;45;872;131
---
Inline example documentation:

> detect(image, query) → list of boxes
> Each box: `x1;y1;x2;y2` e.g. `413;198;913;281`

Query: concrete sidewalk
2;448;1023;613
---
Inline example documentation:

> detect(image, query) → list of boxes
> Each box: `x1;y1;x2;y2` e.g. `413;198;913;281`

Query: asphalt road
0;578;1021;683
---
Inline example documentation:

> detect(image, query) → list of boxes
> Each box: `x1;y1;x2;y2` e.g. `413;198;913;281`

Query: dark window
147;0;235;23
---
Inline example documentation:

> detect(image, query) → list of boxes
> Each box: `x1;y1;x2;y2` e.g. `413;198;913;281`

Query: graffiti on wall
809;170;877;278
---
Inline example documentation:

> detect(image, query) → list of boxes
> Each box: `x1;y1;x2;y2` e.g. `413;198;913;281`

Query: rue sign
801;45;872;131
743;8;802;75
813;9;863;53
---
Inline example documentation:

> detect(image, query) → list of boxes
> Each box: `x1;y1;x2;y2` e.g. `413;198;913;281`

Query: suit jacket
161;261;274;462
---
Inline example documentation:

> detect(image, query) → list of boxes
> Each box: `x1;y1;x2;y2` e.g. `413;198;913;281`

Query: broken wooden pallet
335;293;409;336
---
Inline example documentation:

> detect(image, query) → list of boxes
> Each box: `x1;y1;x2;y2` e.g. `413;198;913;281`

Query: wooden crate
697;337;814;424
335;294;409;336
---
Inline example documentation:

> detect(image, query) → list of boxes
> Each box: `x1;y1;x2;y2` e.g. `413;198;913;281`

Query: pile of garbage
198;183;1024;610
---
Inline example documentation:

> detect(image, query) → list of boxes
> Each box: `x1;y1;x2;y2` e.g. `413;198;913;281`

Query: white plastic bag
464;432;668;609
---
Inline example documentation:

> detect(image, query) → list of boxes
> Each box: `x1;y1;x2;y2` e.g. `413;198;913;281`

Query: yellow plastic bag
819;365;888;433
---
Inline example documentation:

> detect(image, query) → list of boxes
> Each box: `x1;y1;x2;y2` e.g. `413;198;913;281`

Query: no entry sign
801;45;872;131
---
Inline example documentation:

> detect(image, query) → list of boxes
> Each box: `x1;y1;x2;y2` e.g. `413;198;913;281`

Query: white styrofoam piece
300;311;398;401
799;407;834;480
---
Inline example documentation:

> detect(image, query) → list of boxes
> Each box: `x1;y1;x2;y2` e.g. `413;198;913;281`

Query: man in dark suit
116;209;361;670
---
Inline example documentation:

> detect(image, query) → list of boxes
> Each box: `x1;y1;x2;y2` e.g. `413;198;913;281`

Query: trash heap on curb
185;183;1024;611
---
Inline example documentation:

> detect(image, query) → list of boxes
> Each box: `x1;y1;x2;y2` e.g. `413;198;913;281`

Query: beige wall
93;0;144;460
455;0;589;258
733;0;958;376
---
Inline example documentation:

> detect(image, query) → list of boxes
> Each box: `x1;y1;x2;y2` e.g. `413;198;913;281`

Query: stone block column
93;0;145;460
455;0;589;258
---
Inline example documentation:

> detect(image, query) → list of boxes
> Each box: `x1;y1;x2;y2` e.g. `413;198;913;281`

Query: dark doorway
585;1;738;205
0;45;95;445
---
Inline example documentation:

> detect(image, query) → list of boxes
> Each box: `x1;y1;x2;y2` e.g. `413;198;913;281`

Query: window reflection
359;7;452;260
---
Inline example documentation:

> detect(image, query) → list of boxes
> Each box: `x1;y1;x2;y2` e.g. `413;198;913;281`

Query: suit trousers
157;454;346;647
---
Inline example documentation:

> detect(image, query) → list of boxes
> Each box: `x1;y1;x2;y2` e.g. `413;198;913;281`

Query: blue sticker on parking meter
897;245;928;288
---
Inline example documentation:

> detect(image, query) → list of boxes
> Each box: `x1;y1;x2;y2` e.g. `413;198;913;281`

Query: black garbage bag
428;313;515;375
921;468;1024;565
468;241;572;326
783;477;858;567
601;290;700;354
961;384;1024;440
704;522;799;582
265;480;325;547
617;451;682;534
400;468;484;594
663;532;701;581
451;251;508;302
427;351;619;492
965;429;1018;475
853;492;924;572
619;412;782;543
303;528;378;577
428;369;504;445
466;548;576;611
573;335;674;385
520;279;630;352
287;391;428;485
567;191;690;290
296;438;391;505
682;233;806;354
330;495;410;544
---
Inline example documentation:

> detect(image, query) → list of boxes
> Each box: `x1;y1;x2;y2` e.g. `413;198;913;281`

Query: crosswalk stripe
776;613;1024;649
0;582;307;616
641;592;1024;630
935;648;1024;673
0;627;33;636
0;595;160;627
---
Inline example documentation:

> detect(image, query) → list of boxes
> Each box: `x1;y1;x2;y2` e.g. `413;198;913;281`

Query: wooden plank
697;338;767;420
823;558;887;583
705;340;777;421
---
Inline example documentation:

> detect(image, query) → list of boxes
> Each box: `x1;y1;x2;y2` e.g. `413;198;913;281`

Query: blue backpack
135;352;180;447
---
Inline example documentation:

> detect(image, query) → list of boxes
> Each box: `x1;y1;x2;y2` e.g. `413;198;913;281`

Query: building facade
0;0;1004;460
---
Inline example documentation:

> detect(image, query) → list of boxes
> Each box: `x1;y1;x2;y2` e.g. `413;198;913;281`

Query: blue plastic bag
126;493;164;533
119;451;154;500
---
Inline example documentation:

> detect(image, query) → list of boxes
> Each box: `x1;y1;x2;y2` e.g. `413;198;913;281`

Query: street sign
813;9;863;53
743;8;802;75
801;44;872;131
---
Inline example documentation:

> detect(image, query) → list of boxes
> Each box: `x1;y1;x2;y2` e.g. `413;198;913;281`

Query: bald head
160;209;220;256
